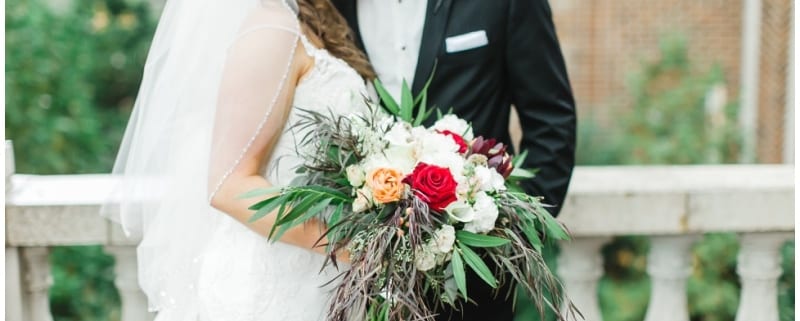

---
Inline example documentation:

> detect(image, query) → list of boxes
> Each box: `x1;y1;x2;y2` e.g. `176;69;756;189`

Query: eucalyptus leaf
542;214;570;240
248;194;290;223
451;251;467;298
459;244;498;288
456;230;510;248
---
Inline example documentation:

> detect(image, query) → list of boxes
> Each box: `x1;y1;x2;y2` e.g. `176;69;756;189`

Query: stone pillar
106;246;155;321
739;0;763;162
557;237;610;321
735;232;792;321
644;235;699;321
21;247;54;321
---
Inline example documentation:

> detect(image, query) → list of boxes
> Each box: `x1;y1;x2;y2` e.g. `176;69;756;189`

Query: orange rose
365;168;406;204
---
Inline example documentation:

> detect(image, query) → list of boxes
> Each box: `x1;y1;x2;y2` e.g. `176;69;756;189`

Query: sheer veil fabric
101;0;309;318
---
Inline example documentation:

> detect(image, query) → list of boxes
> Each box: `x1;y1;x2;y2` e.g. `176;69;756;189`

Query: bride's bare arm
206;9;338;257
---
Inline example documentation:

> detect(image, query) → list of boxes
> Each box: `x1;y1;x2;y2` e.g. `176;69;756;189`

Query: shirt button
401;45;407;51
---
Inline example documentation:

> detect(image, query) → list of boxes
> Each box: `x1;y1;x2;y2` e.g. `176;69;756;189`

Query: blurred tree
6;1;156;320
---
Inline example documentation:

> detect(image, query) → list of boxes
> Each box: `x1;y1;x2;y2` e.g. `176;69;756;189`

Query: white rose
432;225;456;254
432;114;474;141
464;192;499;234
445;200;475;222
346;164;365;187
352;188;372;213
414;246;436;271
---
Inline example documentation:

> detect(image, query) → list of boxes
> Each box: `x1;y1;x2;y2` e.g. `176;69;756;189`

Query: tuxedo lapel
334;0;366;52
412;0;453;94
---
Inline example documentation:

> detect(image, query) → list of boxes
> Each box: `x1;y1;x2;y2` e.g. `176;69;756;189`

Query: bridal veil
101;0;303;318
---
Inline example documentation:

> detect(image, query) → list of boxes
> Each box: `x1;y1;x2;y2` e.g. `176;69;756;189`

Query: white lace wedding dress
193;34;369;321
106;1;370;320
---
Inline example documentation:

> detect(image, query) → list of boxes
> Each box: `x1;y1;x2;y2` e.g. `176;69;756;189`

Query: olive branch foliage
241;79;581;321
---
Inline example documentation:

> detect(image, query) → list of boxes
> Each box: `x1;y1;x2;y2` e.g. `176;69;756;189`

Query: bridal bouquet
244;81;578;321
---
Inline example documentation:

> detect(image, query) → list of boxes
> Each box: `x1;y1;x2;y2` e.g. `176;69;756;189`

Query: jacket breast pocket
441;30;492;65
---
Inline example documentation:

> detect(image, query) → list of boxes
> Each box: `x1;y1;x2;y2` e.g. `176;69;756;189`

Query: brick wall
549;0;792;162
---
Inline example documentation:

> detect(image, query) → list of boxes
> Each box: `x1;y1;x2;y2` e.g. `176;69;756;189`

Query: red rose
403;163;458;212
438;130;468;154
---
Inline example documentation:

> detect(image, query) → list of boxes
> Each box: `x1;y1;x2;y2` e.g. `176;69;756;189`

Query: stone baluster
5;140;25;321
6;247;25;321
735;232;792;321
558;237;611;321
21;247;54;321
106;246;155;321
644;235;699;321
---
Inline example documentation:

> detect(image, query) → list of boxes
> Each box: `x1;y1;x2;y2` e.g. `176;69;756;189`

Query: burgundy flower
471;136;514;178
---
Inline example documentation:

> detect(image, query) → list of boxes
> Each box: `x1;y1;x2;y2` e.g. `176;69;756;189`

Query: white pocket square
445;30;489;53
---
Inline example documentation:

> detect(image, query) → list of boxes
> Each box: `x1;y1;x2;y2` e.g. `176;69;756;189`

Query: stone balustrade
5;141;794;321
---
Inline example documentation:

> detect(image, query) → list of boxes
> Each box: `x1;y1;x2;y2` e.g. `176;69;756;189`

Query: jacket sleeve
505;0;576;216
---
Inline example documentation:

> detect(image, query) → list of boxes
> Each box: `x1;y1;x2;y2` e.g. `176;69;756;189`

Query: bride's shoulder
239;1;300;34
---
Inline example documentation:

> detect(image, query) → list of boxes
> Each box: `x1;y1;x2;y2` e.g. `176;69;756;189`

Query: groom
334;0;576;320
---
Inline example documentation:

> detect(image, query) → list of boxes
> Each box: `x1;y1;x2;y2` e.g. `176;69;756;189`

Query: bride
103;0;375;320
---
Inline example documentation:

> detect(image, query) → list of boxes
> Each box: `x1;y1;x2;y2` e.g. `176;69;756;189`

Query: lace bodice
265;35;370;185
191;35;369;321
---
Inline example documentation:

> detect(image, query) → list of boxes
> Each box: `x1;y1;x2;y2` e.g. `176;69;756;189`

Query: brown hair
296;0;376;80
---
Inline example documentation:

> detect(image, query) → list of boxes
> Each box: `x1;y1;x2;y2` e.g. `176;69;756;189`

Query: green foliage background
5;2;793;321
6;1;154;320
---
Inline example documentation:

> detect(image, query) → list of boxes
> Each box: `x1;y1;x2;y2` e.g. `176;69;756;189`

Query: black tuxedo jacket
336;0;576;217
334;1;575;320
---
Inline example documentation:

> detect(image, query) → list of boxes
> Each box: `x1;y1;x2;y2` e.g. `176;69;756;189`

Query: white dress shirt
357;0;428;99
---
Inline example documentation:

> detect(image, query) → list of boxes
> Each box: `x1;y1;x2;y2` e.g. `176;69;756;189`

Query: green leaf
373;79;400;116
456;230;510;248
542;214;570;240
451;250;467;298
248;194;290;223
512;150;529;168
328;202;344;226
400;80;414;122
459;245;498;288
413;70;434;106
509;167;537;179
275;195;323;225
237;186;283;199
516;226;543;253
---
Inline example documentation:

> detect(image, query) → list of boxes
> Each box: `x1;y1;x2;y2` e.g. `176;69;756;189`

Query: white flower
432;114;474;141
385;122;413;147
432;225;456;254
445;200;475;223
352;188;372;213
464;192;499;234
384;146;417;174
473;166;507;192
416;130;460;158
418;150;465;178
488;170;507;191
346;164;365;187
361;150;415;177
415;246;436;271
